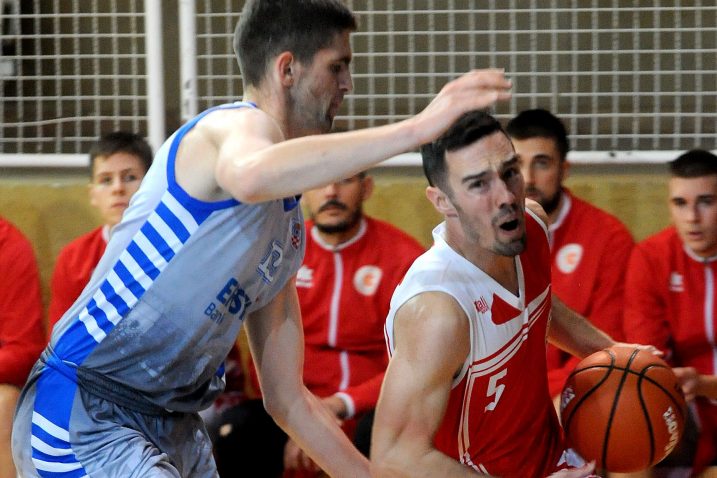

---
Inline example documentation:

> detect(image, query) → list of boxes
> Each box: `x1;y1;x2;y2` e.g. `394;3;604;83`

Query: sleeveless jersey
28;102;305;471
385;210;566;477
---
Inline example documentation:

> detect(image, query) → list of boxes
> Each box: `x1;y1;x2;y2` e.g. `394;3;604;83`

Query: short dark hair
421;110;505;191
234;0;357;88
89;131;153;176
669;149;717;178
506;108;569;161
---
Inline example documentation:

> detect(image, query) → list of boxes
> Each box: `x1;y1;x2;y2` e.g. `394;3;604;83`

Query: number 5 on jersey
485;368;507;411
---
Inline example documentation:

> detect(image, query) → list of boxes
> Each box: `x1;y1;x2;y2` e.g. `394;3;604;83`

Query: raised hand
410;69;512;145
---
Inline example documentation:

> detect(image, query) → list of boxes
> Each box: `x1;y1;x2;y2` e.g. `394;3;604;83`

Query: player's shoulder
365;216;424;252
60;226;104;255
635;226;679;254
569;192;629;229
0;217;35;259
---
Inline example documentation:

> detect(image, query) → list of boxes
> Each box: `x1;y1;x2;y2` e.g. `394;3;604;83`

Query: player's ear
276;51;295;87
426;185;457;217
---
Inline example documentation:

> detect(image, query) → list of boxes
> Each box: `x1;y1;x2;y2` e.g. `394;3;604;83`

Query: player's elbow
371;451;411;478
260;392;290;427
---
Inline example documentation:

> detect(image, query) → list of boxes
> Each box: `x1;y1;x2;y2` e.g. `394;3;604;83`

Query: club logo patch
556;243;583;274
290;218;302;250
353;265;382;296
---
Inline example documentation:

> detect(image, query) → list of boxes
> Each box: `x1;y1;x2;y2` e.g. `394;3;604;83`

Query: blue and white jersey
47;101;305;412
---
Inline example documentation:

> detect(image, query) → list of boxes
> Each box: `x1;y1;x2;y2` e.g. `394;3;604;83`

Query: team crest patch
556;243;583;274
290;218;302;250
353;265;382;296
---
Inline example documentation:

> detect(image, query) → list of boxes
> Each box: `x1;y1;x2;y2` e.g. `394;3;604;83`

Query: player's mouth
685;231;704;241
499;219;519;231
328;96;344;119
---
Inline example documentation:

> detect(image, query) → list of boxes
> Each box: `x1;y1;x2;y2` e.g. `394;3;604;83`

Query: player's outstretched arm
547;294;616;359
371;292;482;477
243;280;369;478
216;69;511;203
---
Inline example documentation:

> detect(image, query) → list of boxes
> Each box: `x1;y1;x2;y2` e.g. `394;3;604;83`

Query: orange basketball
560;345;687;473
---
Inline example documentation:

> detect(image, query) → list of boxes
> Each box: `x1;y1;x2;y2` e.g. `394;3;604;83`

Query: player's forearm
548;295;615;359
273;386;370;478
696;374;717;399
225;121;418;203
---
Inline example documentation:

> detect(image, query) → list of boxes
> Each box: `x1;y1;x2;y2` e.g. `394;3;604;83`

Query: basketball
560;345;687;473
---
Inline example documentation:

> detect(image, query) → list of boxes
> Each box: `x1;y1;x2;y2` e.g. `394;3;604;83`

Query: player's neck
444;226;519;295
242;88;292;139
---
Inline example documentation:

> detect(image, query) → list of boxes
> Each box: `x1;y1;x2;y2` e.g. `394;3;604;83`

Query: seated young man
47;131;152;332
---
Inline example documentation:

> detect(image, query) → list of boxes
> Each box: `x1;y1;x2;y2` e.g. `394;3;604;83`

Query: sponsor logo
204;277;252;325
556;244;583;274
662;406;680;455
353;265;382;296
560;385;575;412
474;296;489;314
296;265;313;288
257;240;283;284
669;272;684;292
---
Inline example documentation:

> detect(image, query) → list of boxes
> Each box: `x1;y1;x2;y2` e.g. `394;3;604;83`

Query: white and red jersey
624;226;717;468
547;190;633;397
386;210;567;478
298;217;423;417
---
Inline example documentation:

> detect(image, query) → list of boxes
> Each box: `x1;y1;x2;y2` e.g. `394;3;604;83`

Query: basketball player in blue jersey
11;1;511;477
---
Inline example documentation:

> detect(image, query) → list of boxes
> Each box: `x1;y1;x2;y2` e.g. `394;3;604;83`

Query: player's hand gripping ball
560;345;687;473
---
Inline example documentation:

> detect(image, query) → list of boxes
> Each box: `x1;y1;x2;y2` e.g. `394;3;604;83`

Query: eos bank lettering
204;277;251;325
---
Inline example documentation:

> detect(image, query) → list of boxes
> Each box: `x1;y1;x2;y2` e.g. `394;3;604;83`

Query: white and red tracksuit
624;226;717;470
297;217;424;424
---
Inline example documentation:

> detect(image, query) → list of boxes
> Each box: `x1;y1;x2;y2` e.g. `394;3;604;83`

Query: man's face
89;152;147;227
443;131;526;257
288;29;353;135
303;174;371;238
669;174;717;258
511;136;567;215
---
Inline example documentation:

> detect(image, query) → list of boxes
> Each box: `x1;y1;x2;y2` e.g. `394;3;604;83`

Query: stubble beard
538;188;563;215
313;208;362;235
492;233;527;257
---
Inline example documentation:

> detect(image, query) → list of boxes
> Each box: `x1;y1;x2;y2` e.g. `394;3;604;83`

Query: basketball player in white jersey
372;111;632;477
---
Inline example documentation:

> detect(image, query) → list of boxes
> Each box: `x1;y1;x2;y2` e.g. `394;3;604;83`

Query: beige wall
0;164;671;324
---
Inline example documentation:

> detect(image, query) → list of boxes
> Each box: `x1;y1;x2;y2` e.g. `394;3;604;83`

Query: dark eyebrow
461;155;519;185
461;171;489;185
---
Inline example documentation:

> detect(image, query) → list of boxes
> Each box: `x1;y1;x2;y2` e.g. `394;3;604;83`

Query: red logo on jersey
490;294;522;325
474;297;489;314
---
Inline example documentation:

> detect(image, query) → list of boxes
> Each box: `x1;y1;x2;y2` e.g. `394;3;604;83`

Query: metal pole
179;0;198;123
143;0;166;152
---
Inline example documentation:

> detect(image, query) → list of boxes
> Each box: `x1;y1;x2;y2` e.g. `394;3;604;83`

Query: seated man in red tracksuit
624;150;717;476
